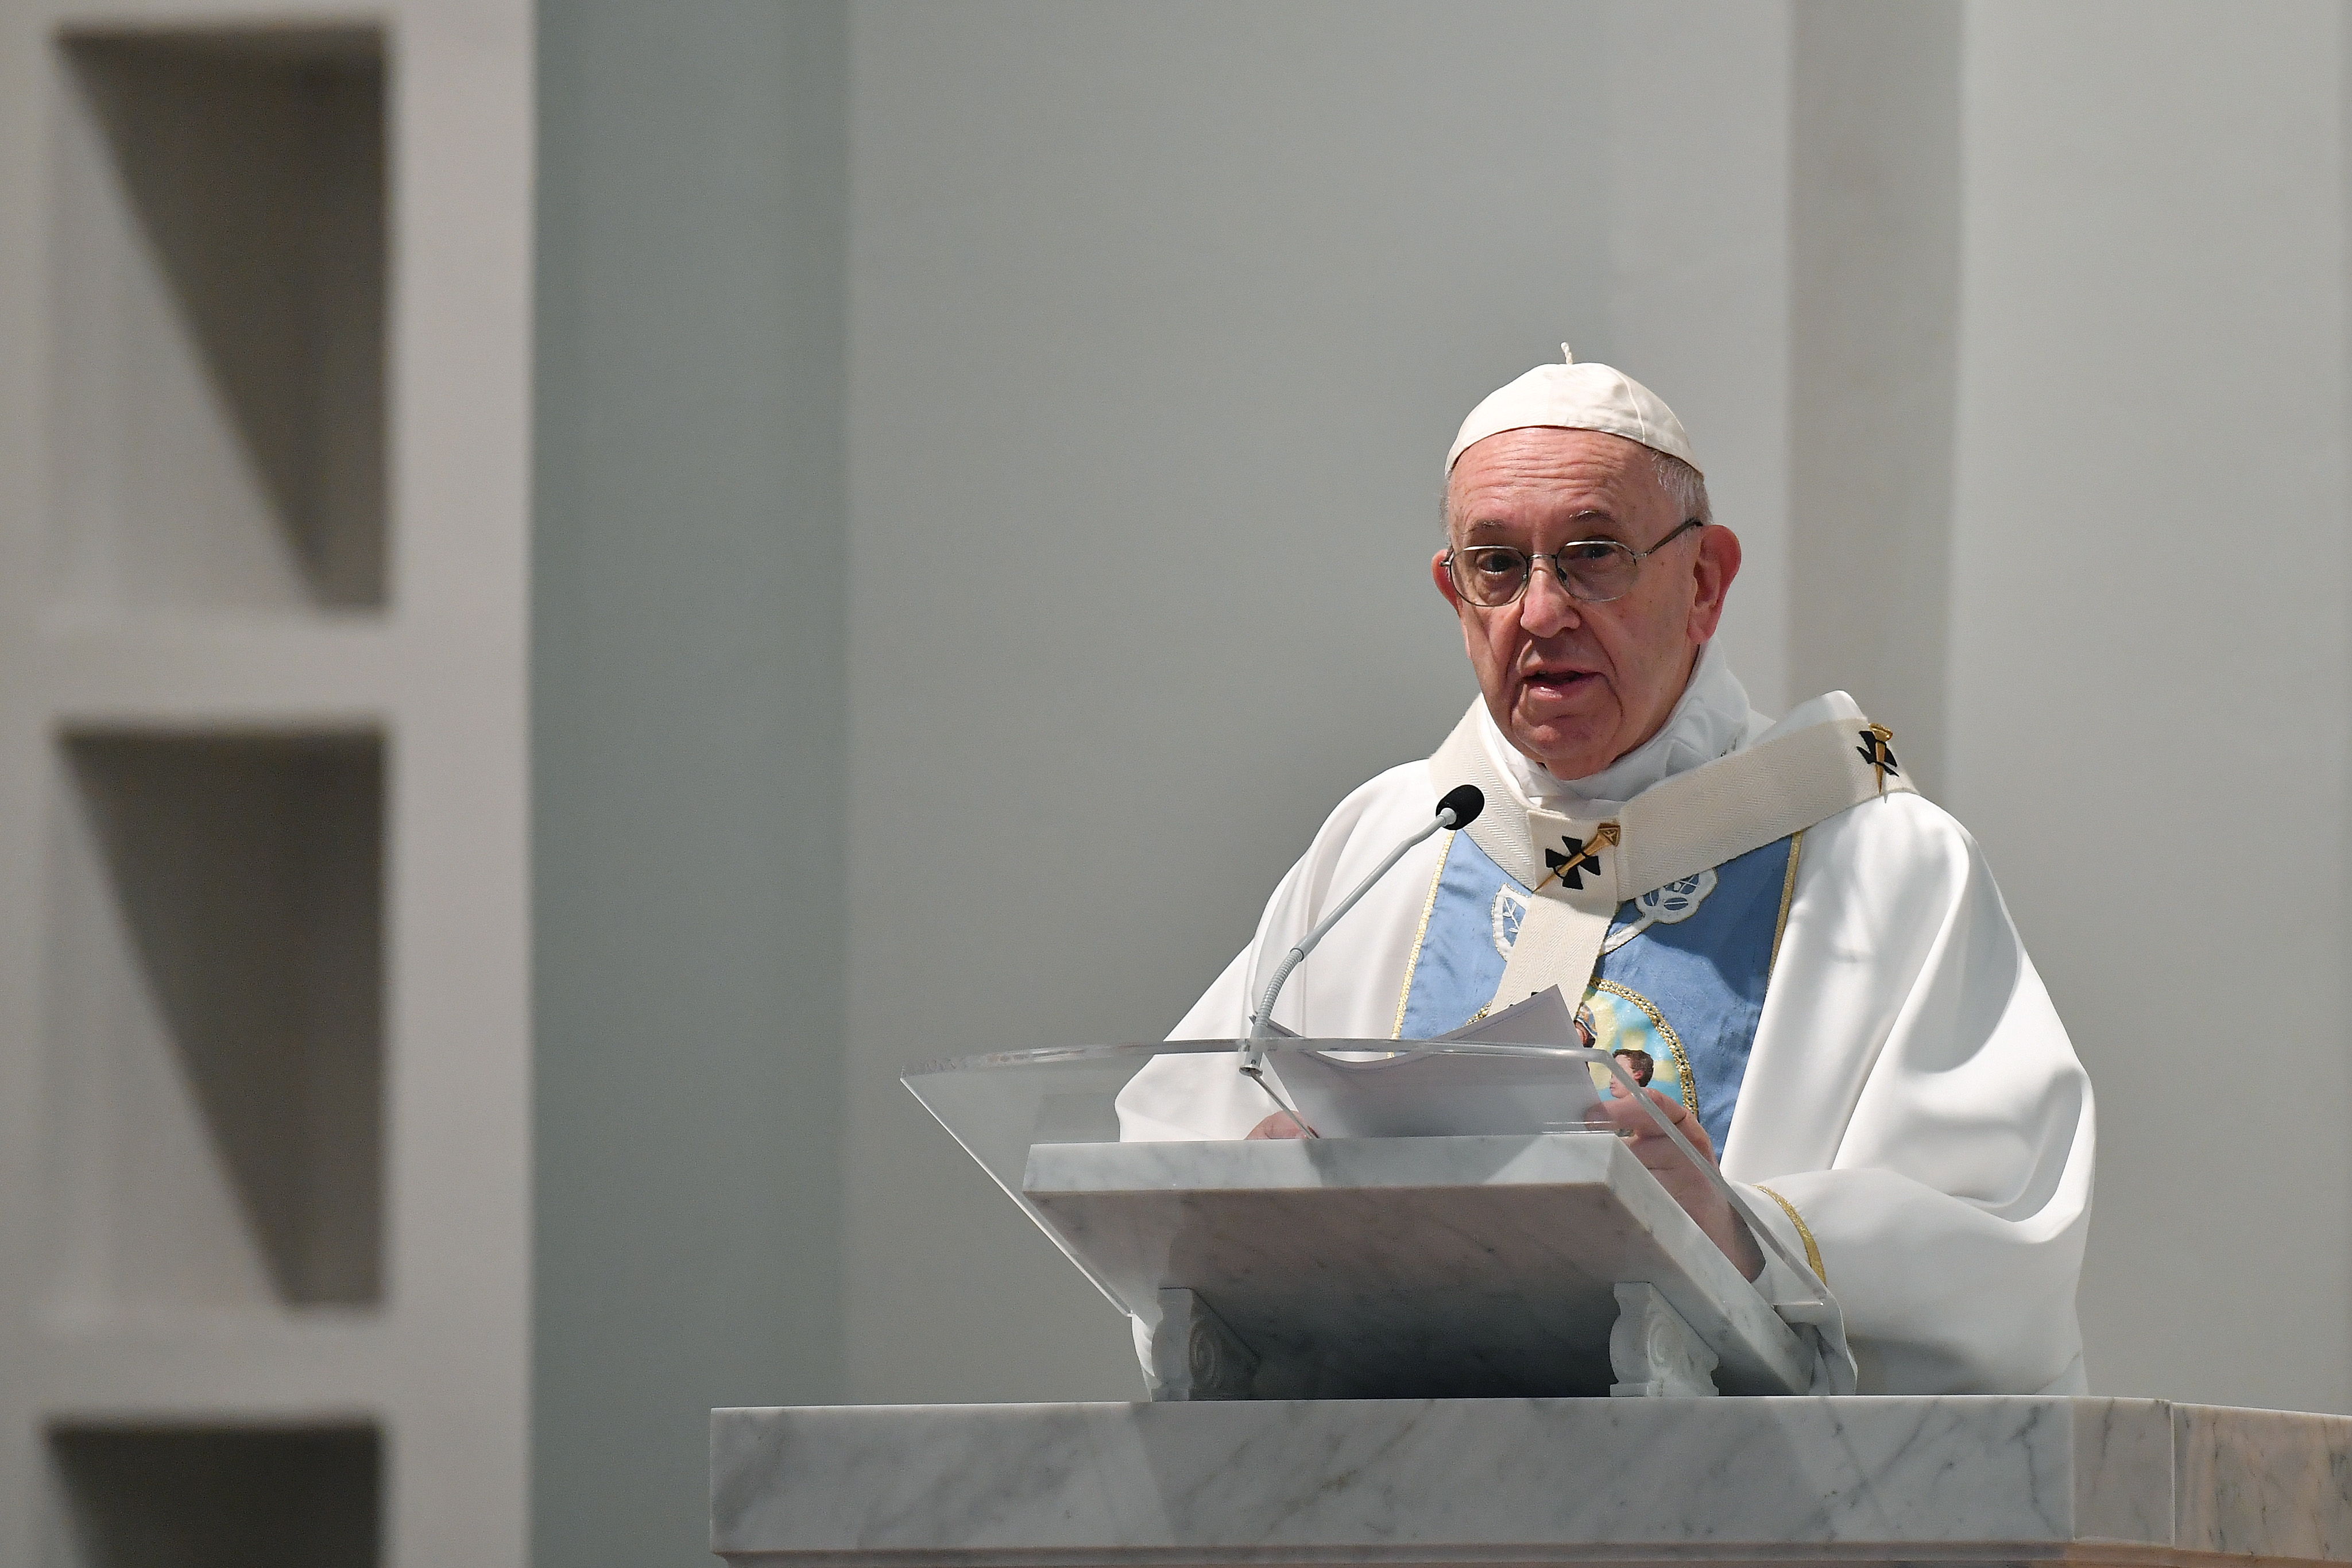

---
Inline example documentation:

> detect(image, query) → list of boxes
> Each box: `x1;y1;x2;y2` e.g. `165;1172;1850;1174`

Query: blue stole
1394;829;1797;1151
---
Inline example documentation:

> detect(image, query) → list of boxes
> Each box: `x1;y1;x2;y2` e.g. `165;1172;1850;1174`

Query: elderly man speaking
1118;346;2094;1397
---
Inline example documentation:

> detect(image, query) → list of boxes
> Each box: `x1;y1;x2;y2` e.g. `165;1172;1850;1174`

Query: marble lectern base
710;1396;2352;1567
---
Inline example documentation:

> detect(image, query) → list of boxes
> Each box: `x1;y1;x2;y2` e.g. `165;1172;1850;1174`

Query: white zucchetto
1446;343;1701;477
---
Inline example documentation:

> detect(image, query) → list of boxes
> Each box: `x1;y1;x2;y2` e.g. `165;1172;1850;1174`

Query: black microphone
1435;783;1486;833
1247;784;1485;1043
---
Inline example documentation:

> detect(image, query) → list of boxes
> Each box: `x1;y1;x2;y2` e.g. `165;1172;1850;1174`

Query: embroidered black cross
1856;724;1900;794
1535;821;1620;892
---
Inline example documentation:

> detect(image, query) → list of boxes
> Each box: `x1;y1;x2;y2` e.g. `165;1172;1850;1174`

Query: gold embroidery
1768;830;1805;975
1391;834;1453;1040
1755;1184;1827;1282
1588;979;1697;1113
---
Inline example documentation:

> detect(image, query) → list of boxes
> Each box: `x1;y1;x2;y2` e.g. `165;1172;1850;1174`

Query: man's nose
1519;560;1581;637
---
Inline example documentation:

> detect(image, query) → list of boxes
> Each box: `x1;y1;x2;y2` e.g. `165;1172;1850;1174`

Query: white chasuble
1117;660;2095;1398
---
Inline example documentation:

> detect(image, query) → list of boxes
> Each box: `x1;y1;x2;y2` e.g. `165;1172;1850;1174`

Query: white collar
1476;640;1763;816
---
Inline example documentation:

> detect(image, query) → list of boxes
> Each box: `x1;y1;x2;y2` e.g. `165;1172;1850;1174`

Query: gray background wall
1941;1;2352;1413
532;2;847;1562
529;1;2352;1561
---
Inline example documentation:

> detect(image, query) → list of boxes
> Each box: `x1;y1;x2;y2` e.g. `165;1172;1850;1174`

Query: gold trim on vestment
1590;979;1697;1112
1391;833;1452;1040
1755;1183;1827;1283
1768;830;1805;975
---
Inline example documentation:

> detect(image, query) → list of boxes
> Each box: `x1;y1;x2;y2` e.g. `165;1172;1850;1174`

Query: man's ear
1686;525;1742;644
1431;548;1463;610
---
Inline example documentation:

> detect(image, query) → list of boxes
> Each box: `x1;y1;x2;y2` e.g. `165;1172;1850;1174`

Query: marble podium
726;1046;2349;1566
710;1395;2352;1567
1026;1133;1811;1399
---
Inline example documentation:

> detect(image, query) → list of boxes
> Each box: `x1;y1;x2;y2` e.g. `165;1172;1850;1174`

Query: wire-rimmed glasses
1444;517;1704;607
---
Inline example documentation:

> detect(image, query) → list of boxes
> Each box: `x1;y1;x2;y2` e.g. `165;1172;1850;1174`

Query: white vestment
1118;648;2095;1396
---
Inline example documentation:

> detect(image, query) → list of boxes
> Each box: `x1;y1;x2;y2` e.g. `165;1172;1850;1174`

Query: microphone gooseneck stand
1235;785;1485;1135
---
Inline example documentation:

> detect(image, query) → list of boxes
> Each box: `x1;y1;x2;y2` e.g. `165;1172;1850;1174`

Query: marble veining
2174;1401;2352;1560
2070;1396;2174;1545
711;1395;2254;1565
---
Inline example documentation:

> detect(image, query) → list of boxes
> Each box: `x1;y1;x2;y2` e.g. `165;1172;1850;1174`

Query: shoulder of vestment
1798;787;1991;907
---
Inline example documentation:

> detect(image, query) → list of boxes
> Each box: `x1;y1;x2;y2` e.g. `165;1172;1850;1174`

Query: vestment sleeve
1726;793;2095;1395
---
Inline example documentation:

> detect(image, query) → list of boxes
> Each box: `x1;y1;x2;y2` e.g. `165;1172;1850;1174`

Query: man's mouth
1521;667;1600;699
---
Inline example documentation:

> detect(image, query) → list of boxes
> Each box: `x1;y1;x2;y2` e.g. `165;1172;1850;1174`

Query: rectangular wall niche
47;1424;379;1568
48;28;388;612
47;731;385;1314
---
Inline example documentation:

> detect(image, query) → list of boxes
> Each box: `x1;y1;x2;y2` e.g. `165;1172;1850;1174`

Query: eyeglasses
1443;518;1704;607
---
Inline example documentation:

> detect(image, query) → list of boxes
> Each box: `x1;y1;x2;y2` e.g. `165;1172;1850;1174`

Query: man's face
1431;428;1741;781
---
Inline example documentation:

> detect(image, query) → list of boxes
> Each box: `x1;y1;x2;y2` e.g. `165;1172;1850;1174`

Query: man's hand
1599;1080;1764;1280
1245;1111;1314;1139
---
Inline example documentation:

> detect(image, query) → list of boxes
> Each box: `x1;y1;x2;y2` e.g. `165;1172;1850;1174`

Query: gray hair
1650;449;1711;527
1440;445;1713;535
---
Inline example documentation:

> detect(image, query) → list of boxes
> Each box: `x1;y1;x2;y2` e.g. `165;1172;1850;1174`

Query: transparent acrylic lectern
903;1040;1835;1401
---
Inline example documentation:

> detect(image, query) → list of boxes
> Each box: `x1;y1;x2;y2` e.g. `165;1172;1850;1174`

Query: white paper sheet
1267;988;1601;1138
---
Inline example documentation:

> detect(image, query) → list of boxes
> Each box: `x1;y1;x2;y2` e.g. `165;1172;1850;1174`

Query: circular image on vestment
1581;980;1697;1112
